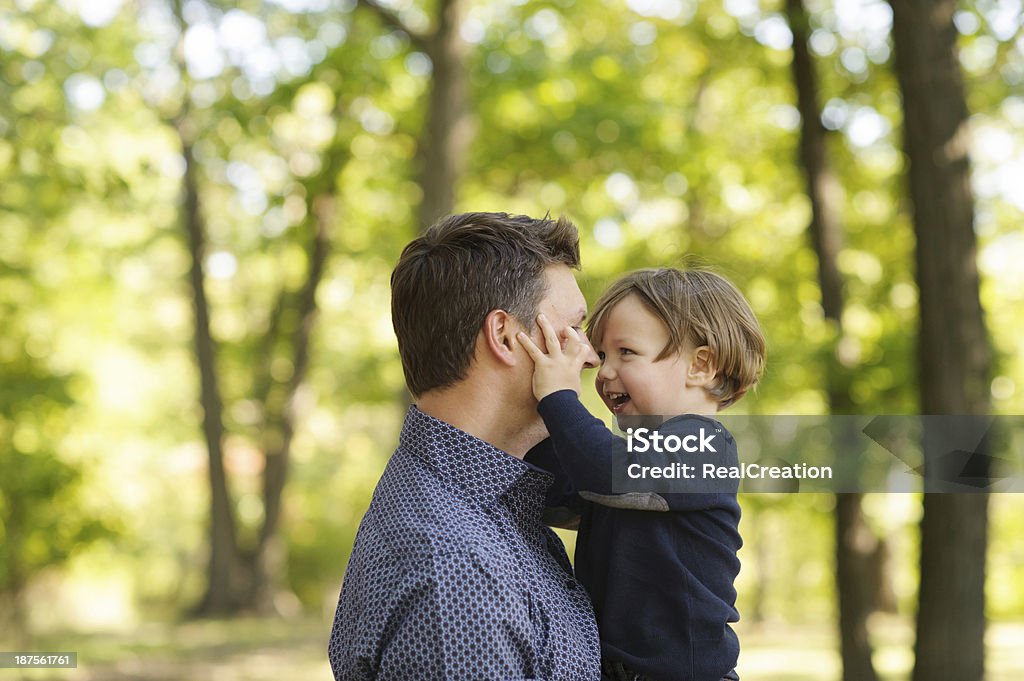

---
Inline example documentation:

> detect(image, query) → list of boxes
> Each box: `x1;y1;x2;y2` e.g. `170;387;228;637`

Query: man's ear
686;345;717;387
481;309;521;367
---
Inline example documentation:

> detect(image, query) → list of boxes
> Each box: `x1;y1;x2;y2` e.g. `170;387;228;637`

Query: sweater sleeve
537;390;739;513
536;390;621;496
523;437;584;528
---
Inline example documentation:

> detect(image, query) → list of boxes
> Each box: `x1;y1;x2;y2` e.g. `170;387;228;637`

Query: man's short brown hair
391;212;581;397
587;267;766;409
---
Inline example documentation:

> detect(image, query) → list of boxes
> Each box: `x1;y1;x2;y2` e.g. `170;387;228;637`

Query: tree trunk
179;127;244;615
4;546;29;650
889;2;991;680
247;192;334;609
785;1;880;678
358;0;470;411
416;0;471;231
172;0;336;615
834;492;880;681
785;0;843;321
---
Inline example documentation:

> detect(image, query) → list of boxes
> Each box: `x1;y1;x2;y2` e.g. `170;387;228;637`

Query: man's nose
580;336;600;369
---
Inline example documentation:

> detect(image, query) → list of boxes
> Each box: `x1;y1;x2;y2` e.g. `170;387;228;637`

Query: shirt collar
399;405;553;510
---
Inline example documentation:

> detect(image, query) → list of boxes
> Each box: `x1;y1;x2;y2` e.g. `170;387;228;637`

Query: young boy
518;267;766;681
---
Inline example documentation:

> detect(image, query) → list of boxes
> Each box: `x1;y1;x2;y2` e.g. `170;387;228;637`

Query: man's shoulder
344;514;519;596
351;448;515;566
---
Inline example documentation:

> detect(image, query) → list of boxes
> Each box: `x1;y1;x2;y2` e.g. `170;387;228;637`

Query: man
328;212;602;681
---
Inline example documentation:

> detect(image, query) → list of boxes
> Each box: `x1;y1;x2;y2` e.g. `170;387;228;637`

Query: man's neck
417;383;539;459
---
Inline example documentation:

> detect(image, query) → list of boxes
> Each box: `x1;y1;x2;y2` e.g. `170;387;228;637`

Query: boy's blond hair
587;267;766;409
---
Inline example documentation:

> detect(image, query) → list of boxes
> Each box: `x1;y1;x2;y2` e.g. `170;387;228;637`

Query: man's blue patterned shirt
328;406;601;681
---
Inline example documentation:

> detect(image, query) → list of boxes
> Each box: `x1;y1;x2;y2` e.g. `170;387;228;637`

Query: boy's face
593;294;712;417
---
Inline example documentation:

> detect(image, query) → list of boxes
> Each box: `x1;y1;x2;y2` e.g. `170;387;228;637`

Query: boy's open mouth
605;391;631;413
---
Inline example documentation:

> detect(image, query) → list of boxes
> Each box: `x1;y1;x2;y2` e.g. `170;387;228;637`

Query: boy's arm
514;316;623;496
535;389;621;496
523;437;583;530
517;318;664;507
540;392;738;512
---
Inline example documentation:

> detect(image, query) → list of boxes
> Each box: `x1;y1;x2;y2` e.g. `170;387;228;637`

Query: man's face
527;264;599;371
505;264;598;450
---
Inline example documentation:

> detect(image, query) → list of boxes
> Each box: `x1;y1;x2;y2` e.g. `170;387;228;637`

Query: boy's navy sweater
528;390;742;681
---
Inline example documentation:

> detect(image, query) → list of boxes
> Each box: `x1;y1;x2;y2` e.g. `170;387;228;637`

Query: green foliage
0;0;1021;635
0;357;112;620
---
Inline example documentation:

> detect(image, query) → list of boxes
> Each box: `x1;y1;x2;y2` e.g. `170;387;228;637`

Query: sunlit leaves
2;0;1023;623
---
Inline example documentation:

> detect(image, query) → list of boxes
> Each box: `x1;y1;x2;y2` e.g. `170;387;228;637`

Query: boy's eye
620;348;635;356
597;351;606;361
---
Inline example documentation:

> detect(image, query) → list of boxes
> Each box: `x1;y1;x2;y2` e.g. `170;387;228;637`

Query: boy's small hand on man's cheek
516;315;590;400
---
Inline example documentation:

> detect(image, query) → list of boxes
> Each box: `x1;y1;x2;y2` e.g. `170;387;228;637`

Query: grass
735;616;1024;681
2;618;331;681
3;616;1023;680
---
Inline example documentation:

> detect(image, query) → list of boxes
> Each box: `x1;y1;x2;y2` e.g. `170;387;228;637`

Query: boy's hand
516;314;593;400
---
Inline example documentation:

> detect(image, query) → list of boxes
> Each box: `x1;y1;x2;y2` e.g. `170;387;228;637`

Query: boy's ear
686;346;717;387
481;309;521;367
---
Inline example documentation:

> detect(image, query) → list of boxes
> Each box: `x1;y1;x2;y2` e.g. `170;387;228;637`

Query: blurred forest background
1;0;1023;678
